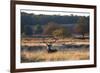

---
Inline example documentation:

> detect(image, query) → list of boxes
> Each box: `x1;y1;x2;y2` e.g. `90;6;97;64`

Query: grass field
21;38;89;63
21;38;89;46
21;49;89;63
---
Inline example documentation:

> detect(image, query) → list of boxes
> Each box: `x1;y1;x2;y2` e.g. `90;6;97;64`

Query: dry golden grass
21;38;89;63
21;50;89;63
21;38;89;46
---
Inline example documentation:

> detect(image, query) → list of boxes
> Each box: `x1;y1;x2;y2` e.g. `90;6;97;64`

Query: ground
21;38;89;63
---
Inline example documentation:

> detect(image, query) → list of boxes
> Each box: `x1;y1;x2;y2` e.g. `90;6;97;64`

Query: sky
21;9;90;16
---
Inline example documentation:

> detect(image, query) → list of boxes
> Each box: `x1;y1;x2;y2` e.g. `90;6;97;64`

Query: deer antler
42;37;58;45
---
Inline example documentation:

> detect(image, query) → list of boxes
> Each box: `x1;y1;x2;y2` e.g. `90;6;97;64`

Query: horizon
21;9;90;17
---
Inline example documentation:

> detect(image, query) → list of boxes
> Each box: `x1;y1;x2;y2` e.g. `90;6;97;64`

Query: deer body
46;44;57;53
42;37;58;53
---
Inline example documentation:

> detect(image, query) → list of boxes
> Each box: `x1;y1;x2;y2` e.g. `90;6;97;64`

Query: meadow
21;38;89;63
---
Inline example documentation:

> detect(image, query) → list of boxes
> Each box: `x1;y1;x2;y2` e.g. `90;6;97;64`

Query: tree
24;25;33;36
75;16;89;38
34;24;43;34
43;22;60;35
52;27;71;38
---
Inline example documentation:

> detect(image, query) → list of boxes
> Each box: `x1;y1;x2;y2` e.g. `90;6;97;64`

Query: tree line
21;12;89;38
